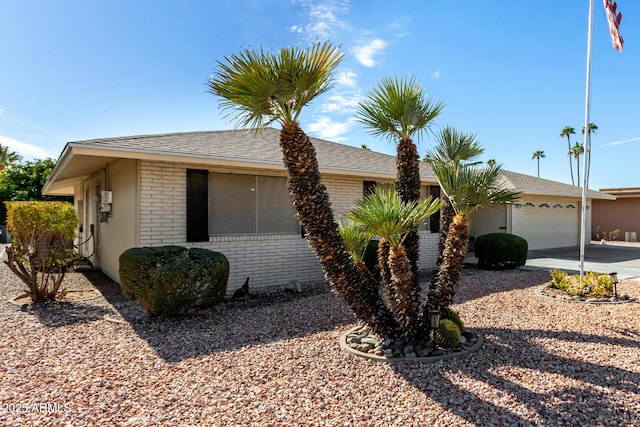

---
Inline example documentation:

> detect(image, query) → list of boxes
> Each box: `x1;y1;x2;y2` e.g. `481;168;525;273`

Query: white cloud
307;116;352;141
335;70;358;87
432;70;441;79
0;108;4;116
353;38;386;67
320;93;360;114
0;135;55;159
602;136;640;146
290;25;303;33
295;0;350;40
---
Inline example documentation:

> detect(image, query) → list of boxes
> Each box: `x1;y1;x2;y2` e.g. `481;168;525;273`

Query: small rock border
339;325;484;363
538;283;636;304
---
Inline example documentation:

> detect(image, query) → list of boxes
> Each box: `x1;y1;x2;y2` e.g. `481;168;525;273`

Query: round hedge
474;233;528;270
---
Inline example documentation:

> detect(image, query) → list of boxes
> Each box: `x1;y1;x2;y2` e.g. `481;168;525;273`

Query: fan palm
355;75;444;307
0;144;21;172
531;150;545;178
429;149;520;311
346;187;441;334
570;142;584;186
208;42;398;338
581;123;597;184
425;126;483;267
559;126;576;185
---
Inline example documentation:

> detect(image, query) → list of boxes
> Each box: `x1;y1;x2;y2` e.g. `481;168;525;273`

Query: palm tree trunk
279;122;399;338
388;245;415;332
395;138;421;309
377;238;395;309
566;136;574;185
433;214;470;309
436;195;455;266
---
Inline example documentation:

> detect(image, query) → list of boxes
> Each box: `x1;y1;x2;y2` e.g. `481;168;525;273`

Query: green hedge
119;246;229;316
475;233;528;269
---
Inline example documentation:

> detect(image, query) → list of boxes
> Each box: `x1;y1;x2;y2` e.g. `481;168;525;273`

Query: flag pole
579;0;594;282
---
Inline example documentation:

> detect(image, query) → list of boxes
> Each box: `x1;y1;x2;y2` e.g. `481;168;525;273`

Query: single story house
592;187;639;242
42;128;613;292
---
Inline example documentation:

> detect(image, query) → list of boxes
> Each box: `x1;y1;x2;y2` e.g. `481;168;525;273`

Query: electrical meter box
101;191;113;204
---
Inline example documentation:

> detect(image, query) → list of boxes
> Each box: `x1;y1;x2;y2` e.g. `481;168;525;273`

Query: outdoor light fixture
429;309;441;351
610;272;619;299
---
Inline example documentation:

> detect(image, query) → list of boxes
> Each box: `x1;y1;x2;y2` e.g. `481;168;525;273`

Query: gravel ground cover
1;261;639;426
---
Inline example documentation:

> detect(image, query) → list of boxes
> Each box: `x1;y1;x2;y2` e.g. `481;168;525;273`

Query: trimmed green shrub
4;201;78;302
475;233;528;269
119;246;229;316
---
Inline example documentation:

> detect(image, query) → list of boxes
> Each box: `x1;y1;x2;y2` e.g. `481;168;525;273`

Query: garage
520;198;580;250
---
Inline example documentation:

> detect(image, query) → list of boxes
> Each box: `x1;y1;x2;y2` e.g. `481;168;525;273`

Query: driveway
525;242;640;279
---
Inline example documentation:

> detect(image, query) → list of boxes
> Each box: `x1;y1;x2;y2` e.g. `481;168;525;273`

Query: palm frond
426;126;484;168
337;219;372;263
355;75;444;143
208;41;344;128
346;187;441;248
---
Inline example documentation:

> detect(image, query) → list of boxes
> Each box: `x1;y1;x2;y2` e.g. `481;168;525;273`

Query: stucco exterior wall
592;197;640;241
134;161;439;293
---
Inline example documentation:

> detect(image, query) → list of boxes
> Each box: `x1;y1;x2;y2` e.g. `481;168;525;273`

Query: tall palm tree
345;187;441;336
0;144;21;172
559;126;576;185
355;75;444;301
208;42;398;338
571;142;584;186
424;126;483;267
531;150;545;178
427;135;520;313
581;122;597;185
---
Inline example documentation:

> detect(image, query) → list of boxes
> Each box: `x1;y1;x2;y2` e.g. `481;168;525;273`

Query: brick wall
137;161;439;292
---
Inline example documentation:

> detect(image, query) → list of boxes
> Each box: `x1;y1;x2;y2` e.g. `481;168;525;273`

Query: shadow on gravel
392;327;640;425
25;302;115;327
81;270;355;363
452;267;551;305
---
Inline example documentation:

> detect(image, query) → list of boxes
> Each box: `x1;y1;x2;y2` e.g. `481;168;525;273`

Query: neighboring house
43;128;613;292
592;187;640;242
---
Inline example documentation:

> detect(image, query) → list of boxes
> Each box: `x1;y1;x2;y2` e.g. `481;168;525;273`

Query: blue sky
1;0;638;190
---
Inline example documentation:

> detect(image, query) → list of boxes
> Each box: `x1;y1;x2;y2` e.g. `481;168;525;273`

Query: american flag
603;0;624;51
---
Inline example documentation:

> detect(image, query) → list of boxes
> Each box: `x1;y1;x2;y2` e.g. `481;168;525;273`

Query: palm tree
581;122;597;184
0;144;21;172
531;150;545;178
571;142;584;186
486;159;496;166
345;187;441;336
427;134;520;313
424;126;483;267
208;42;398;338
559;126;576;185
355;75;444;301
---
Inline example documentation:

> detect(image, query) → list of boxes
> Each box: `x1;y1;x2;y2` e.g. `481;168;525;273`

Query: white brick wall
137;161;439;293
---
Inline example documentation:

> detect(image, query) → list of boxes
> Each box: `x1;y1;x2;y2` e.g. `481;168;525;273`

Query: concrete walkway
466;241;640;279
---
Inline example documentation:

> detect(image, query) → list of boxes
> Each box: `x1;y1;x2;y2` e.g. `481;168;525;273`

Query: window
553;203;564;208
209;173;298;234
539;203;550;208
566;204;576;209
363;180;376;196
524;202;536;208
427;185;441;233
186;170;209;242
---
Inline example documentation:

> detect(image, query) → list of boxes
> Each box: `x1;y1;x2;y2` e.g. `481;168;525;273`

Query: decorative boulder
119;246;229;316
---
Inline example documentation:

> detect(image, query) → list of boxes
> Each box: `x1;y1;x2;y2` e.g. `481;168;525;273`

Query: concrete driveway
525;243;640;279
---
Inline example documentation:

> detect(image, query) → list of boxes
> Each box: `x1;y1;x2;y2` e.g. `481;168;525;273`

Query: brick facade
137;161;440;292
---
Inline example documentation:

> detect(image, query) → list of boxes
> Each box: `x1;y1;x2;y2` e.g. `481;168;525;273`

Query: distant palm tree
581;122;597;184
356;75;444;297
531;150;545;178
560;126;576;185
208;42;398;338
486;159;496;166
0;144;21;172
361;143;370;150
571;142;584;186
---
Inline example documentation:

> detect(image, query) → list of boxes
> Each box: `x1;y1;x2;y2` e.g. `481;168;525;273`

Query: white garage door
521;200;580;250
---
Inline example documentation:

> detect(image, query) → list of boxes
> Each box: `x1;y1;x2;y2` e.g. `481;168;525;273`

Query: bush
475;233;528;269
549;269;613;297
119;246;229;316
4;201;78;302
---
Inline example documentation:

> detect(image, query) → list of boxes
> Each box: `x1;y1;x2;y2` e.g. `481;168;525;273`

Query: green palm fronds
355;75;444;143
347;187;441;249
337;219;372;263
208;41;344;128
